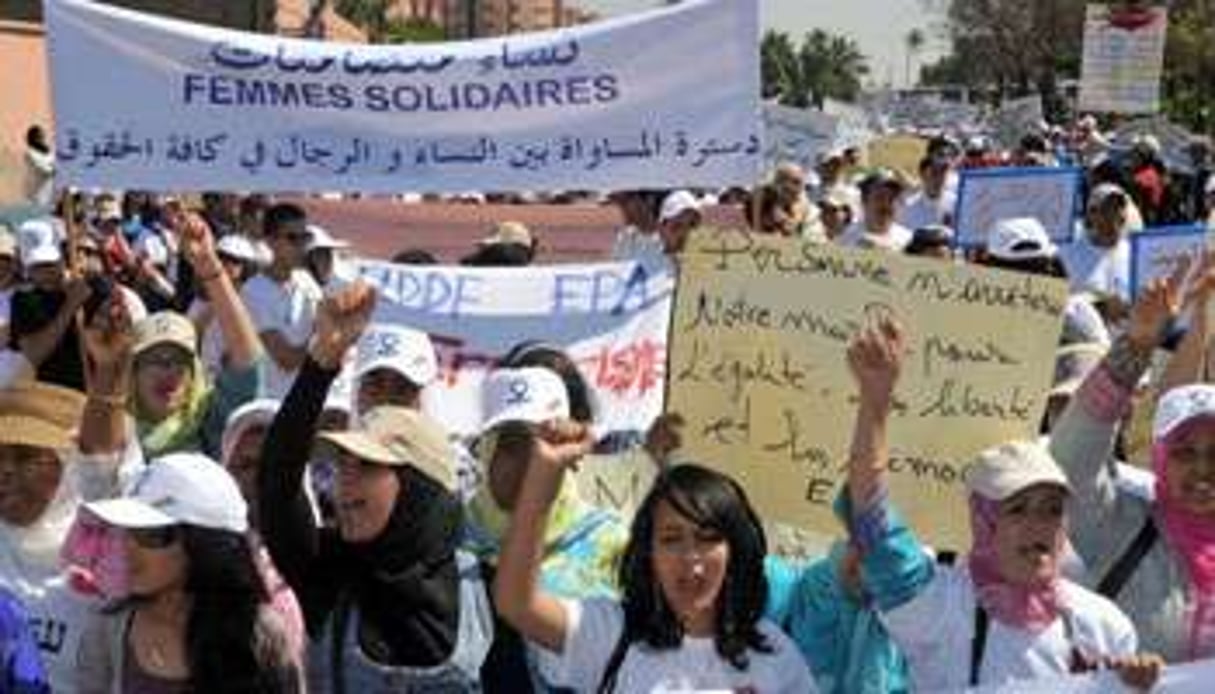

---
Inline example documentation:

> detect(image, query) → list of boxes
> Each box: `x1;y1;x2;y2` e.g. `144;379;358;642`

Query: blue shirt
0;590;49;694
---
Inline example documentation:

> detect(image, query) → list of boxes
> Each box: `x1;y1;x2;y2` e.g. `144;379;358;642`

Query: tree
334;0;392;42
905;28;926;86
761;29;870;108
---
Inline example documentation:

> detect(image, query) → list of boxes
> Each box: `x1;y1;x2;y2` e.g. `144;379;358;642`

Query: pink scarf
1153;433;1215;659
967;494;1065;632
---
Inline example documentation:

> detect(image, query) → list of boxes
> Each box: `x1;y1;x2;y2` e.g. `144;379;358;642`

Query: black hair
180;526;292;693
978;253;1068;279
498;341;594;423
25;125;48;153
905;226;954;256
262;203;307;239
600;464;770;692
460;243;533;267
392;248;439;265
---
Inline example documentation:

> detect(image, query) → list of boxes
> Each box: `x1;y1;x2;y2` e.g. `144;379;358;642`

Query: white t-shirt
241;270;322;398
899;190;956;230
882;563;1136;691
1058;234;1131;302
537;598;816;693
837;221;914;252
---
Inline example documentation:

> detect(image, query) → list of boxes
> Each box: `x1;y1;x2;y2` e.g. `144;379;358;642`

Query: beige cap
133;312;197;357
480;221;533;247
965;440;1071;502
318;406;456;492
0;381;86;450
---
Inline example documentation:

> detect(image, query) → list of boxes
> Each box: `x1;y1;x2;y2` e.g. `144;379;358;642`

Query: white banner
1078;4;1168;114
990;95;1045;149
355;258;673;438
971;656;1215;693
1129;225;1210;298
954;167;1083;247
45;0;761;194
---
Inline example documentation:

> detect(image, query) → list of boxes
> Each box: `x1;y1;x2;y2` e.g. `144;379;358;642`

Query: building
443;0;599;39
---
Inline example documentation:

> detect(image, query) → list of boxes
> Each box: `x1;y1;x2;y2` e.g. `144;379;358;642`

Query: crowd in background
1;113;1215;693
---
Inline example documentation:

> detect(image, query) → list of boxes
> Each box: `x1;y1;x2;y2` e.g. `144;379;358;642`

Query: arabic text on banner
356;257;672;440
666;231;1066;549
1078;3;1168;114
954;167;1083;247
45;0;761;194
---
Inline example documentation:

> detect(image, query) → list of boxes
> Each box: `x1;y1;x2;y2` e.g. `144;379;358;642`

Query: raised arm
845;319;933;611
78;296;134;455
257;283;375;631
493;420;594;653
1157;252;1214;393
171;210;262;369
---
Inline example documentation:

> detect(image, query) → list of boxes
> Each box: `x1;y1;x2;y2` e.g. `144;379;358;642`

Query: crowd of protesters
0;112;1214;693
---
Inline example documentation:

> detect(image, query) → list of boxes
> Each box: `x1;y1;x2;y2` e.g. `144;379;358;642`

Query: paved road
293;198;746;263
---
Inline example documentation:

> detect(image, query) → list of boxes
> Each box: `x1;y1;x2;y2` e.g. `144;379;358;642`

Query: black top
9;287;85;391
257;357;461;667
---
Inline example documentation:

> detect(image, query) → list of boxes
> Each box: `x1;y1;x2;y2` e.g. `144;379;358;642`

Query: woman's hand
1107;652;1164;691
1127;268;1185;353
530;419;593;476
308;281;377;369
644;412;685;465
846;317;905;411
82;294;134;372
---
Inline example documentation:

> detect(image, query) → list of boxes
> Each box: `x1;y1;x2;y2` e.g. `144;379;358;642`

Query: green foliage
761;29;869;108
923;0;1214;134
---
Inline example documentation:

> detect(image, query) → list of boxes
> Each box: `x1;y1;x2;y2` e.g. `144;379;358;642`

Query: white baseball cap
306;224;350;252
18;219;62;267
659;190;703;223
1088;183;1128;211
481;367;570;432
987;217;1057;261
355;324;439;387
221;398;280;469
965;440;1072;502
85;453;248;534
216;234;262;264
1153;385;1215;442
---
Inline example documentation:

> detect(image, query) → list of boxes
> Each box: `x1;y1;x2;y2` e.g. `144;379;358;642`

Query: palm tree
762;29;869;108
905;28;926;86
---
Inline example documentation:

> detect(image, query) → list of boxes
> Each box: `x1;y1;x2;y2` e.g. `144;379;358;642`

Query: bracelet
88;392;128;409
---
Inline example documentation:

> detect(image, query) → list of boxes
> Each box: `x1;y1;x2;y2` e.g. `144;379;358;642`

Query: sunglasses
283;232;312;245
128;526;179;550
136;347;192;371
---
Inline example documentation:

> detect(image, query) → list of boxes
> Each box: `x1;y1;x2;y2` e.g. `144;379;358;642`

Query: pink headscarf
1153;419;1215;659
967;494;1065;632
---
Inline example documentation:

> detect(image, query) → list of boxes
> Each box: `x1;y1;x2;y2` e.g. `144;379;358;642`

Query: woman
493;423;814;692
1051;267;1215;661
257;282;490;692
220;400;309;661
76;453;299;692
0;377;132;692
846;318;1160;690
128;211;263;459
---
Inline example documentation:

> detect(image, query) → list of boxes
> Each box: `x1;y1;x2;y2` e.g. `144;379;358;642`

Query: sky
579;0;948;88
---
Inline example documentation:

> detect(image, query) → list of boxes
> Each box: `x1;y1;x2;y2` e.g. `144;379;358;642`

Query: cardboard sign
1079;3;1168;114
667;230;1067;549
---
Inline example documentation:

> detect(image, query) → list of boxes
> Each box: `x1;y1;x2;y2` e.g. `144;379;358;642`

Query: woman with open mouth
843;317;1162;691
1052;262;1215;663
492;418;814;692
257;282;491;692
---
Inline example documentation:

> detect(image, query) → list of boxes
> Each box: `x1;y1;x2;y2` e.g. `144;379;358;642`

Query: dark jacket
257;357;461;667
